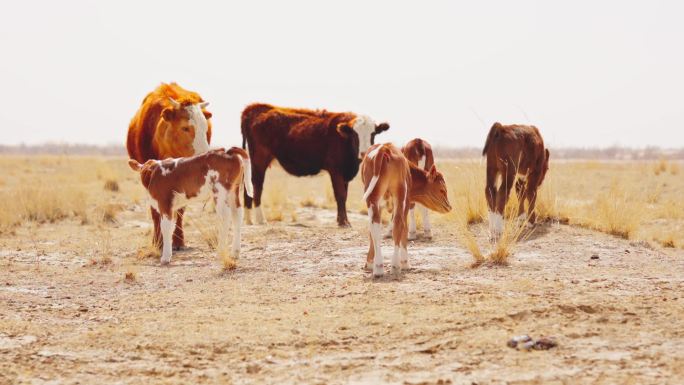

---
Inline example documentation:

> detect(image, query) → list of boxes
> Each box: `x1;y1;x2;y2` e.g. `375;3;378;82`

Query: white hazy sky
1;0;683;148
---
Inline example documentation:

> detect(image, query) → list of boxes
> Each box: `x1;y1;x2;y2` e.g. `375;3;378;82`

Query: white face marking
186;104;210;155
352;115;377;154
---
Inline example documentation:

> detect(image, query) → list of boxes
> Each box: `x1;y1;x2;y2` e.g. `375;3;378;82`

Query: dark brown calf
129;148;253;264
362;144;451;277
482;122;550;238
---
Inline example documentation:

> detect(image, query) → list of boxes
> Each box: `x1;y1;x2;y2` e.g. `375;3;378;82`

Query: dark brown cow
128;148;253;264
241;103;389;227
482;122;550;238
361;143;451;277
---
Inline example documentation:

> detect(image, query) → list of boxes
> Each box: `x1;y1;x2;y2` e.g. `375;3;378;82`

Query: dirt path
1;204;683;384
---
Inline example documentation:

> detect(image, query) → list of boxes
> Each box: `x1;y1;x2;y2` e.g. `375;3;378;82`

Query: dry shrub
670;162;680;175
124;269;137;282
447;162;487;224
97;203;123;224
136;233;160;260
452;213;484;267
654;159;667;175
13;185;88;224
488;213;528;265
220;250;237;271
300;197;318;208
586;182;641;239
104;179;119;192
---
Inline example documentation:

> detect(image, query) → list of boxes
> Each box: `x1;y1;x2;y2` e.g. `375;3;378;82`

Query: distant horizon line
1;143;683;160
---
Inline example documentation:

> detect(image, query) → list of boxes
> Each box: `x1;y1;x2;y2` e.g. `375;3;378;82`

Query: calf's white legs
368;205;384;277
255;205;266;225
160;215;174;264
420;205;431;238
231;206;243;258
408;208;417;240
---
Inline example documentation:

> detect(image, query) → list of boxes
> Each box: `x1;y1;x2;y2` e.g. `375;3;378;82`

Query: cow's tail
363;147;389;202
241;156;254;198
482;122;502;156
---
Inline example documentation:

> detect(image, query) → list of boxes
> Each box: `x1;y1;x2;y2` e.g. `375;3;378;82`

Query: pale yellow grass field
1;156;682;248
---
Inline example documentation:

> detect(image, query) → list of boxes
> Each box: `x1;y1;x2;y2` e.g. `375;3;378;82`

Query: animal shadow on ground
521;222;553;242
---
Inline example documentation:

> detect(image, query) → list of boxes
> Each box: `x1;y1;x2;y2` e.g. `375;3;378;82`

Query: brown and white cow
361;144;451;277
127;83;213;250
482;122;550;239
128;148;253;265
241;104;389;227
384;138;436;239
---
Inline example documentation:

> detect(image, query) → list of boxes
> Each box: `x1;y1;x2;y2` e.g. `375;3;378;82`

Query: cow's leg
215;187;231;254
365;233;374;271
159;210;174;265
172;208;185;250
421;205;432;239
525;174;541;225
408;203;417;240
492;167;516;238
399;193;410;270
383;194;394;238
391;190;407;275
485;162;502;239
515;177;527;221
330;172;350;227
230;188;243;258
150;206;162;249
251;166;267;225
368;203;384;277
243;187;253;225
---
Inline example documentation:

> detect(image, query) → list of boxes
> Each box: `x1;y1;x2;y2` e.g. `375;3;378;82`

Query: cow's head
337;115;390;158
413;165;452;214
159;98;212;157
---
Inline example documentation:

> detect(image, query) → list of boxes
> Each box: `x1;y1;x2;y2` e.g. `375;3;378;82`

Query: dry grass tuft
670;162;680;175
654;159;668;175
124;269;137;282
220;251;237;271
300;197;318;208
136;233;160;260
104;179;119;192
587;182;642;239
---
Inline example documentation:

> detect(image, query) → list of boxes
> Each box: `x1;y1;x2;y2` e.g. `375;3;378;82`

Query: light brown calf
129;147;253;265
361;144;451;277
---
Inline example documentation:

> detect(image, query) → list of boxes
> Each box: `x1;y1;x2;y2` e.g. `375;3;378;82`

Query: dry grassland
1;155;683;384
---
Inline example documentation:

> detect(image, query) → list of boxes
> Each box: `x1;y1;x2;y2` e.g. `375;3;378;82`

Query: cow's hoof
400;261;410;269
364;262;372;272
160;259;171;266
172;244;186;251
390;265;401;276
338;221;351;228
423;231;432;240
372;264;384;278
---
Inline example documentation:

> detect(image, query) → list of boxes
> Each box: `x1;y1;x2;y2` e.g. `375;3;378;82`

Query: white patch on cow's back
366;145;381;160
353;114;376;154
187;104;210;155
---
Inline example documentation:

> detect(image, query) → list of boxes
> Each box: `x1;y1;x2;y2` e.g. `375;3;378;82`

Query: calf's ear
428;165;438;182
202;110;212;119
128;159;142;171
375;122;390;133
161;108;176;122
337;122;354;138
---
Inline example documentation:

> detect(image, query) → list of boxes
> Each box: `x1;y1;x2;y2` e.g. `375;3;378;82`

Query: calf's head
413;165;452;214
337;115;389;158
158;98;212;157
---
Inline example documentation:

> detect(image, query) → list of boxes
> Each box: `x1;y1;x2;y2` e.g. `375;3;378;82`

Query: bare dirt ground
2;200;684;384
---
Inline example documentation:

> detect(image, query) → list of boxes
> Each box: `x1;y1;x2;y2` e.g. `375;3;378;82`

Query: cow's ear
128;159;142;172
337;122;354;138
375;122;390;133
428;165;437;182
161;108;176;122
202;110;212;119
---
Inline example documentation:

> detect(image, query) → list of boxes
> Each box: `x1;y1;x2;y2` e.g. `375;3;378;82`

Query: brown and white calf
385;138;436;239
361;144;451;277
128;147;253;265
482;122;550;239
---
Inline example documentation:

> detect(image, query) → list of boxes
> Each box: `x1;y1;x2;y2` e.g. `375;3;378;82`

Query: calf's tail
482;122;502;156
